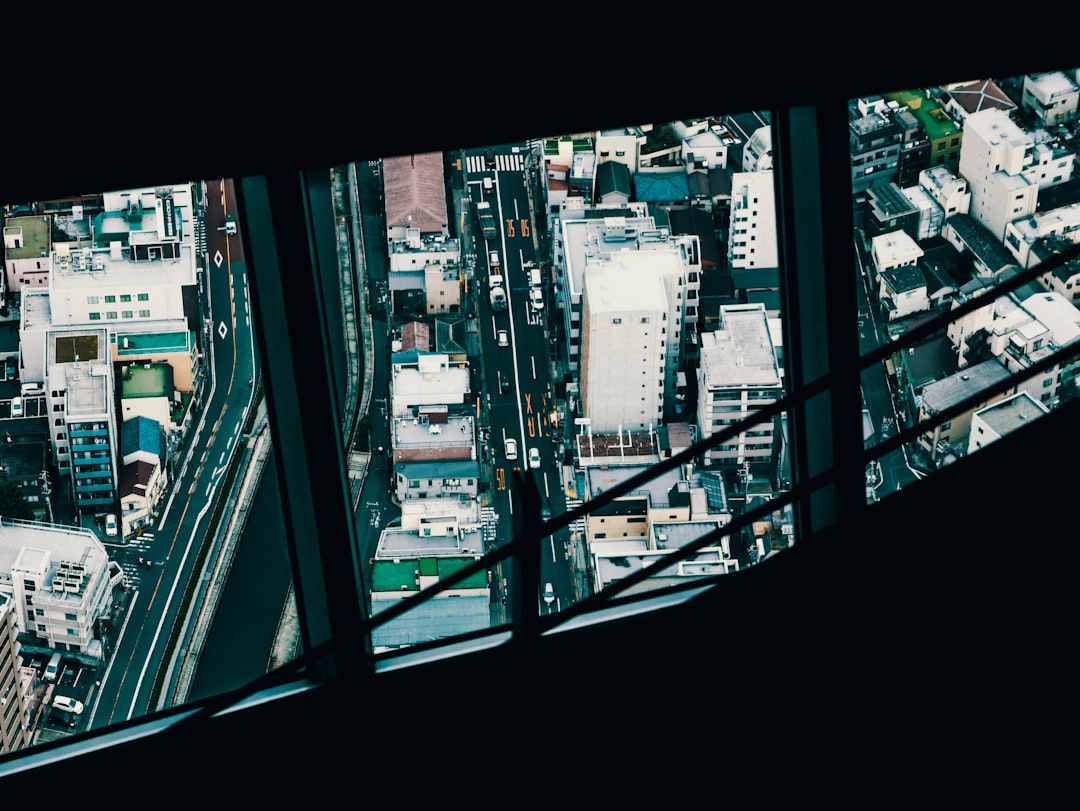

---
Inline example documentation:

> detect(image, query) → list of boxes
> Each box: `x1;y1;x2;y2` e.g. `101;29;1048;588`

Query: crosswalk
481;505;499;545
465;152;527;174
564;498;586;534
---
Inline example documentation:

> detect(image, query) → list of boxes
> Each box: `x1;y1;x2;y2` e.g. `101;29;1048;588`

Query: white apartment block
580;261;668;433
968;391;1049;455
988;290;1080;406
555;210;698;395
595;130;639;171
957;108;1039;241
1004;201;1080;268
683;131;728;170
0;520;114;660
870;229;924;282
390;351;470;418
1021;71;1080;127
696;303;783;467
742;125;773;172
918;165;971;219
728;171;778;270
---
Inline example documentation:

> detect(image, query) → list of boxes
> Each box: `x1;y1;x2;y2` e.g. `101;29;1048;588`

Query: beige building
0;593;31;756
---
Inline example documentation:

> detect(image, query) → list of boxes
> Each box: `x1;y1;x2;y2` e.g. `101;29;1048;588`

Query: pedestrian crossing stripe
465;154;526;174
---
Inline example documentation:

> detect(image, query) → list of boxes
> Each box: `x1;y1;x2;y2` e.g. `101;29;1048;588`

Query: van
489;273;504;289
482;176;493;192
44;652;62;683
529;268;541;287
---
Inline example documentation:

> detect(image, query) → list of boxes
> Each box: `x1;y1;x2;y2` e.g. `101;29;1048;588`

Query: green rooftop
886;89;960;140
371;556;489;593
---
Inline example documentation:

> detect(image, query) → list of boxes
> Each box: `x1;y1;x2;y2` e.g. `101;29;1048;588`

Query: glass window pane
0;180;290;756
854;67;1080;504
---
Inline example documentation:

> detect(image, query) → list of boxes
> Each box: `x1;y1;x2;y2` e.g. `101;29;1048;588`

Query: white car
504;438;518;461
52;696;84;715
529;288;544;310
543;582;555;605
497;329;509;347
528;447;541;469
104;514;118;537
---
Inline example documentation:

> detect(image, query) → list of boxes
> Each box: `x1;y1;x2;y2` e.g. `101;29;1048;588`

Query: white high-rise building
580;261;668;433
728;171;778;270
958;108;1038;241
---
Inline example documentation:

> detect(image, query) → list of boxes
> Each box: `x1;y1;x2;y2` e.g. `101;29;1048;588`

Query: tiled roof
948;79;1016;115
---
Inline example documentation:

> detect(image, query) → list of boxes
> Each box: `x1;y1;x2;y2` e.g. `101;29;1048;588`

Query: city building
369;520;489;651
382;152;449;244
968;390;1050;454
916;358;1016;465
892;105;932;188
1020;70;1079;127
695;303;783;468
389;351;470;418
878;265;930;321
579;260;667;432
0;519;114;660
917;165;971;221
869;229;924;286
0;592;30;755
1004;202;1080;268
2;216;50;299
986;290;1080;406
728;171;778;271
117;416;167;539
957;107;1039;241
886;89;963;172
942;78;1017;125
556;210;698;401
849;98;903;197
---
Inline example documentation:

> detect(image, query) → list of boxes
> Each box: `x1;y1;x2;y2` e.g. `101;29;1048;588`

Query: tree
0;478;35;520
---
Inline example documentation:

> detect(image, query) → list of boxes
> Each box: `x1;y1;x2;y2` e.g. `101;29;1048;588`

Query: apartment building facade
2;520;113;660
695;303;783;468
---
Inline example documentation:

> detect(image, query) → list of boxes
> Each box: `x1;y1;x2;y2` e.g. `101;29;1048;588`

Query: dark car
484;148;495;168
50;708;77;728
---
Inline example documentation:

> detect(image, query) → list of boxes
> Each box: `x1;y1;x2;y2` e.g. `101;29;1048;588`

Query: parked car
104;514;118;537
52;696;84;715
529;288;544;310
50;708;77;728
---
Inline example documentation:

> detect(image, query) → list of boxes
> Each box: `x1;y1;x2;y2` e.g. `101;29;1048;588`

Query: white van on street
44;652;62;682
